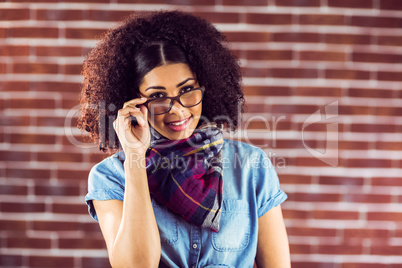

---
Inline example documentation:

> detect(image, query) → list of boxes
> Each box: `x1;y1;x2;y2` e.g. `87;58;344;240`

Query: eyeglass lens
147;88;203;115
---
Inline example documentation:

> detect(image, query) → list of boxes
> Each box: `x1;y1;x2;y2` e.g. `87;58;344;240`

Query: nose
168;99;185;116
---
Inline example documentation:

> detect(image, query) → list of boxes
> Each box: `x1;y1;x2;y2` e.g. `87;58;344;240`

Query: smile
166;116;192;132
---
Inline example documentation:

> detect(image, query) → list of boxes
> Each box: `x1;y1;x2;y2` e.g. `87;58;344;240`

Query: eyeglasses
142;86;205;115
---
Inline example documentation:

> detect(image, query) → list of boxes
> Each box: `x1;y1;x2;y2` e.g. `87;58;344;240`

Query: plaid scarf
146;124;224;232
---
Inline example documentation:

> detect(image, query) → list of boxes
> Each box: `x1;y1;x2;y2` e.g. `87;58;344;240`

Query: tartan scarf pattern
146;124;224;232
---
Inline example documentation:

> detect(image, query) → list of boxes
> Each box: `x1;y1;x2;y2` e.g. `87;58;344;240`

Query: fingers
118;98;148;127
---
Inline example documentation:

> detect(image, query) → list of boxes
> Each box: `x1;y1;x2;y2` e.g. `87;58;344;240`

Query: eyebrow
144;78;196;92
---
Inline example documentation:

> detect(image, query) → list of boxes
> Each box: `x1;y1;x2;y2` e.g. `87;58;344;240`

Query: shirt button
192;243;198;249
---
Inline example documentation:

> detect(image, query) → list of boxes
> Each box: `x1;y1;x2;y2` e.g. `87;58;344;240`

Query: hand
113;98;150;158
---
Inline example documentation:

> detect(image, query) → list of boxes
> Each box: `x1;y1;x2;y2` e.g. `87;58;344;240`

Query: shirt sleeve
85;154;125;221
253;148;287;217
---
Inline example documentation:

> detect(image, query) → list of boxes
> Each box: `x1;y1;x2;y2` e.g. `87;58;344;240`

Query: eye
149;92;166;99
180;86;194;94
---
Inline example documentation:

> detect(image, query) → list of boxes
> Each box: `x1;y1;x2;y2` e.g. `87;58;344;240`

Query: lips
166;116;191;132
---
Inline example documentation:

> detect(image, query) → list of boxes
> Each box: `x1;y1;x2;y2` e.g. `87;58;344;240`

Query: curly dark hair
77;10;244;151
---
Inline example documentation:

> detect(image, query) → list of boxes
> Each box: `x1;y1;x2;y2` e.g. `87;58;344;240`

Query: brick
0;45;29;56
79;222;103;234
37;116;68;127
36;9;84;21
272;104;319;114
12;62;59;74
289;244;313;254
344;228;389;240
282;209;310;219
29;256;75;268
242;67;270;77
368;212;402;222
342;264;389;268
31;81;81;93
271;68;319;78
0;63;6;73
345;158;394;168
8;27;58;38
376;141;402;151
0;8;29;20
345;193;392;203
299;14;345;25
65;28;107;39
0;81;29;91
88;9;134;22
276;0;320;7
0;220;27;231
57;169;89;180
244;86;292;96
224;31;270;43
223;0;268;5
10;133;56;145
245;50;293;61
82;257;110;268
245;13;292;25
351;16;402;29
299;51;346;62
37;151;83;163
313;210;359;220
273;32;321;43
117;0;214;4
0;184;28;195
9;98;55;109
339;140;370;150
0;255;23;267
371;245;402;255
339;105;372;115
89;153;108;164
378;35;402;46
287;226;337;237
328;0;373;8
371;177;402;187
0;202;45;213
0;150;31;161
324;33;371;45
291;262;334;268
52;203;88;215
325;69;371;80
319;176;364;186
59;237;106;249
32;220;79;231
378;71;402;82
348;87;396;98
64;64;82;75
6;168;51;179
34;184;81;196
352;123;397;133
352;52;402;64
0;115;31;127
380;0;402;10
278;174;312;185
35;46;83;57
294;86;342;97
318;244;363;255
6;236;51;249
288;193;341;202
194;12;240;24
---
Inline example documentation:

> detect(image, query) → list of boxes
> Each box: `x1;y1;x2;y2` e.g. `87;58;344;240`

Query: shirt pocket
212;200;251;252
151;198;179;245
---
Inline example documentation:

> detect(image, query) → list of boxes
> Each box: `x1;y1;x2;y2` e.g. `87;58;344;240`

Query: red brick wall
1;1;401;267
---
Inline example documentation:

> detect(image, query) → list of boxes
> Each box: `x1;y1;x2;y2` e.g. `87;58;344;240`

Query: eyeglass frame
140;86;205;115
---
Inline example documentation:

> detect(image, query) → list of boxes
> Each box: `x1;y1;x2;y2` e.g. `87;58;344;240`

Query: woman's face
138;63;202;140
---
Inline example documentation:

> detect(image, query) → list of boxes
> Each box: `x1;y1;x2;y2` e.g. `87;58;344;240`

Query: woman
79;10;290;267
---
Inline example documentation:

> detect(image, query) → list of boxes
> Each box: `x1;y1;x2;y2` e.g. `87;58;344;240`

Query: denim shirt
85;139;287;268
